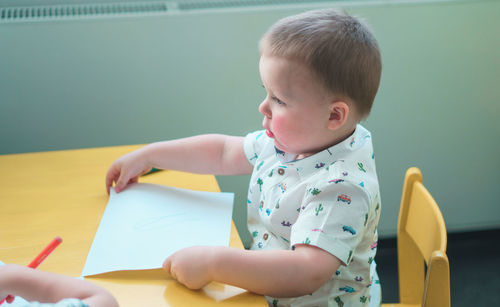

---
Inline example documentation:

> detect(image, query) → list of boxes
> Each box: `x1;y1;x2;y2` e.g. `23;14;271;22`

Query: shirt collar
274;125;370;177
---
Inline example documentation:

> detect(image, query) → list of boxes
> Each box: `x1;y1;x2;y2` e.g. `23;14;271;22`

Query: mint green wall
1;0;499;246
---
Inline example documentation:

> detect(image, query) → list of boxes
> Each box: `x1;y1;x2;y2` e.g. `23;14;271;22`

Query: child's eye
273;97;285;105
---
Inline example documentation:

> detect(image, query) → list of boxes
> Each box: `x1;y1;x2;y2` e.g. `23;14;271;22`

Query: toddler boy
106;8;382;306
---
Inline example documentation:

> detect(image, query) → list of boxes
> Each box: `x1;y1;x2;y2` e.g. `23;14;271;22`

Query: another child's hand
162;246;216;290
105;148;152;194
0;264;24;303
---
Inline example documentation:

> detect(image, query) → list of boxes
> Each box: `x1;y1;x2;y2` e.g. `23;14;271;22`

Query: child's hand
0;265;14;303
105;149;152;194
162;246;216;290
0;265;23;303
0;264;118;307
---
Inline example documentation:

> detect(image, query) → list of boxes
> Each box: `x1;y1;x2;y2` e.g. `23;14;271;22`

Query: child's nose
259;99;271;118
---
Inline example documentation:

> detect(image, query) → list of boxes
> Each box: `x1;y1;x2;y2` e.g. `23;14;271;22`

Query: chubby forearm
210;246;340;298
106;134;253;193
142;134;251;175
0;265;118;307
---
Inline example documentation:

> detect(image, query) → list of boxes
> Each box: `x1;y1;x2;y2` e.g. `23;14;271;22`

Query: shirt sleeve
290;180;371;265
25;298;89;307
243;130;267;166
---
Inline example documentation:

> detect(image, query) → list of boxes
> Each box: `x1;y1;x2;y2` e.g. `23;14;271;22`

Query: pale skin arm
105;134;253;194
0;264;118;307
163;244;342;298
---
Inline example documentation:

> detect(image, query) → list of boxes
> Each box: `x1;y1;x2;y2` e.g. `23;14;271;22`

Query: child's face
259;55;338;158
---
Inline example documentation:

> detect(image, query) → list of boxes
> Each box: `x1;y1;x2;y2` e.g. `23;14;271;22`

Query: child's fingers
114;171;132;193
105;165;121;194
162;258;177;280
115;175;141;193
162;258;170;272
105;176;114;195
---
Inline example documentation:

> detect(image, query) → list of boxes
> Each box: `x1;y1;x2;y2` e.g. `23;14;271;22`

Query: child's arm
163;244;341;298
0;264;118;307
106;134;253;193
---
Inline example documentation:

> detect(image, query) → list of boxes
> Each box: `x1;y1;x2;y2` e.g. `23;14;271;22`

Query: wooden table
0;146;266;306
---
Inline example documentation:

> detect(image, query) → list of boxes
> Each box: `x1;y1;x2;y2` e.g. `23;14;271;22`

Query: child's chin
273;142;290;154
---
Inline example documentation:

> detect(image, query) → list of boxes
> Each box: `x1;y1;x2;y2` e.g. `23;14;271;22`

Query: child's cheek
272;115;297;149
271;115;288;135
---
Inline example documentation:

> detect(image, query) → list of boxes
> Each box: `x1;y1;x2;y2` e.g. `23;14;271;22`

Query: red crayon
28;236;62;269
0;236;62;305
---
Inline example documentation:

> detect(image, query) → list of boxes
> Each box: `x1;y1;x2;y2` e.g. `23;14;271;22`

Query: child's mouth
266;129;274;138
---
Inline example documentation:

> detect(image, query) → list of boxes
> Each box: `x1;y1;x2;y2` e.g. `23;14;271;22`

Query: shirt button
277;168;285;175
263;233;269;240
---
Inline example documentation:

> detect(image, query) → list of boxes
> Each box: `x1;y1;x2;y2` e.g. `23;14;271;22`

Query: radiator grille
177;0;337;10
0;0;343;23
0;2;168;22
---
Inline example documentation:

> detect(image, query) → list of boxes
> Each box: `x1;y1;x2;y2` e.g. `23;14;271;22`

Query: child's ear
327;100;349;130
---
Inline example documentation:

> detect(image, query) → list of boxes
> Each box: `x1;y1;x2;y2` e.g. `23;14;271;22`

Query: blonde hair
260;8;382;119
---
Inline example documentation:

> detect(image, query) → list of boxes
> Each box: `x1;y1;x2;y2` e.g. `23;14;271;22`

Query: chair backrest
396;167;450;307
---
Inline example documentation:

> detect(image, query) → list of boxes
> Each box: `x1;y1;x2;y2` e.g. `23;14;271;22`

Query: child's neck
294;123;357;160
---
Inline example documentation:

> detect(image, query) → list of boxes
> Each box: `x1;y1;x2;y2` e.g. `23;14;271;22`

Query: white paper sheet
81;183;234;277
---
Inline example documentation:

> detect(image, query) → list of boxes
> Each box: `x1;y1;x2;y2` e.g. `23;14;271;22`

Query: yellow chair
382;167;450;307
